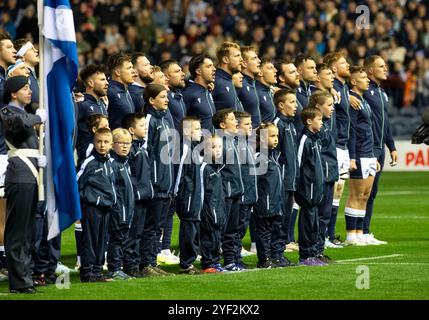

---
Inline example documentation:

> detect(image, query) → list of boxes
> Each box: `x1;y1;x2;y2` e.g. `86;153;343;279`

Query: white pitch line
333;262;429;266
335;254;403;263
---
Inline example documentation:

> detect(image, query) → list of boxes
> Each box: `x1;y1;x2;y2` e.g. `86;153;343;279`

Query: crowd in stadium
0;0;420;293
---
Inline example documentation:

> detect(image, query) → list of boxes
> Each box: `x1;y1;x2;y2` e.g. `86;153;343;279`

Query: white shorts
0;154;8;197
336;148;350;174
351;157;377;180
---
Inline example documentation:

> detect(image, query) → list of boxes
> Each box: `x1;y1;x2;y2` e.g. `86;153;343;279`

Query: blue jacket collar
216;68;233;81
276;111;294;123
255;80;270;92
91;149;109;162
303;127;319;140
109;79;127;91
147;105;167;118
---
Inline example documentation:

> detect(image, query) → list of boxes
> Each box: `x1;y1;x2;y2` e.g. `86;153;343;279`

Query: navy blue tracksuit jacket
320;116;339;183
77;150;117;210
295;128;325;207
363;80;396;157
76;93;108;168
146;106;174;197
107;80;135;130
128;82;145;113
238;74;261;128
212;68;243;112
174;141;203;221
274;112;299;191
255;80;276;123
128;139;154;202
109;152;135;230
348;91;375;159
254;149;283;218
200;163;227;231
236;138;258;205
333;78;351;149
183;82;216;132
221;134;244;199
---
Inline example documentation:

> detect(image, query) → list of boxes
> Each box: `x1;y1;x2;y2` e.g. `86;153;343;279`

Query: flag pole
37;0;45;201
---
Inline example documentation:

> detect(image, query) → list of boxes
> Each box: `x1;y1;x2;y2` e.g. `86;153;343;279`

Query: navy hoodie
146;106;174;197
348;91;375;159
254;149;283;218
295;127;324;207
363;80;396;157
183;82;216;132
107;79;135;129
256;80;276;123
109;151;135;230
128;139;154;202
274;112;299;191
168;88;187;132
77;150;117;210
238;74;261;128
333;78;351;149
212;68;243;112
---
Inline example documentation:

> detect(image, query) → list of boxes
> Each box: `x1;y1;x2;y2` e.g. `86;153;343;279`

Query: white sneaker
325;238;343;248
343;238;367;246
241;247;255;257
56;262;78;274
195;255;202;262
367;233;387;245
157;250;180;265
250;243;257;254
286;242;299;251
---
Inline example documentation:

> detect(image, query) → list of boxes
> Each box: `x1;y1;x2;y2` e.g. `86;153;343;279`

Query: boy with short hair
77;128;116;282
212;109;245;271
121;113;157;277
234;111;257;260
273;89;299;266
174;116;203;274
106;128;135;280
200;135;228;273
295;108;326;266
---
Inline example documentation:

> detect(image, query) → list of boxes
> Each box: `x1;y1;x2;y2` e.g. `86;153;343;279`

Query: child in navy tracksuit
75;113;109;270
273;89;300;265
234;111;258;262
212;109;245;271
309;91;339;262
200;135;228;273
121;113;155;277
140;84;174;276
295;108;326;266
106;128;135;280
254;123;284;268
77;128;116;282
174;117;203;274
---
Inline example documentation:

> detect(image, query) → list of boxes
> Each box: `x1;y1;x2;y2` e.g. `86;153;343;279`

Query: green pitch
1;172;428;300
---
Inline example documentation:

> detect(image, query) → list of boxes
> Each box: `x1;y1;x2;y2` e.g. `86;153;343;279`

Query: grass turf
0;172;428;300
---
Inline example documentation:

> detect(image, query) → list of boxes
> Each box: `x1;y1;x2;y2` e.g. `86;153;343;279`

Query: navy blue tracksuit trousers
179;219;200;269
107;226;129;272
80;203;109;279
255;215;283;263
298;206;319;260
316;182;335;255
222;197;240;266
200;227;221;269
123;202;147;272
281;191;294;245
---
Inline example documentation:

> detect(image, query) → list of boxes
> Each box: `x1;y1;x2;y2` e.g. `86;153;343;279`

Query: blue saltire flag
41;0;81;239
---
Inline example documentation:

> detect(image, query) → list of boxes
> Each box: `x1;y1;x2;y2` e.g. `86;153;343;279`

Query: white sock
356;232;364;239
346;232;356;241
0;246;4;252
250;242;256;251
76;256;81;264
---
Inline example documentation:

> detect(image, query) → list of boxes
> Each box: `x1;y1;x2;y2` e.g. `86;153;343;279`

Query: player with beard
183;54;217;133
129;53;154;113
256;58;277;123
212;41;244;112
238;46;262;128
275;59;300;92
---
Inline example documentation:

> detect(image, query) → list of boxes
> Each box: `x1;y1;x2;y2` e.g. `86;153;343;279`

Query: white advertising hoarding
383;140;429;171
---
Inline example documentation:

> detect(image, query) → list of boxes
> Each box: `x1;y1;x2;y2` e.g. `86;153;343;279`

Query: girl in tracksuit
344;67;380;246
295;108;326;266
77;128;116;282
140;84;174;274
106;129;135;280
121;113;154;277
200;135;227;273
254;123;284;269
309;91;339;261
